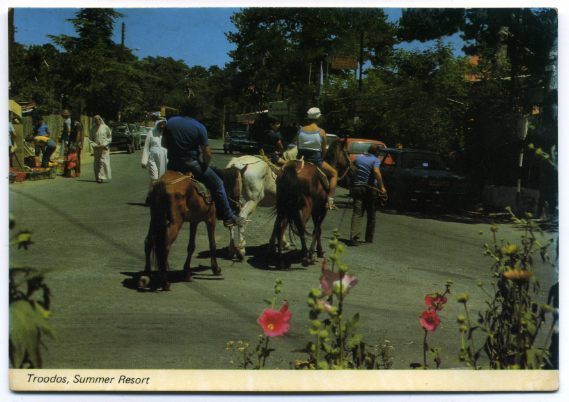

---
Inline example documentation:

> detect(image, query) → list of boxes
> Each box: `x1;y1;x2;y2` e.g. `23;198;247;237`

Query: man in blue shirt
33;117;57;168
349;144;387;246
164;102;245;228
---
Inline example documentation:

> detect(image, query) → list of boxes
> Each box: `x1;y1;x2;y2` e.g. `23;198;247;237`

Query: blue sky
13;8;464;67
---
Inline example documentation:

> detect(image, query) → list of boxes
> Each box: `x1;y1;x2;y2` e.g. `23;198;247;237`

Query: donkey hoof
212;266;222;276
162;283;171;291
138;275;151;289
236;249;245;261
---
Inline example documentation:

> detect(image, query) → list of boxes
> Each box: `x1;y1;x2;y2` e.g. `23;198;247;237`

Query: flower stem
463;302;477;368
260;336;270;369
423;329;428;369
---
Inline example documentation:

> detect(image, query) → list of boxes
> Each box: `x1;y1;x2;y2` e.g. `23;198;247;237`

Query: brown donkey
143;168;241;290
273;160;329;269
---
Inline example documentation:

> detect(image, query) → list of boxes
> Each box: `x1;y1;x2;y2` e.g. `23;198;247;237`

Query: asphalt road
9;139;557;369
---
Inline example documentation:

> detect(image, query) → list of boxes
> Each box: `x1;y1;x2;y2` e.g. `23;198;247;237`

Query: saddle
283;160;330;192
162;170;212;204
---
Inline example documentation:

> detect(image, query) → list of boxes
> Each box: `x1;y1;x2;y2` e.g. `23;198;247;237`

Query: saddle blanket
162;171;212;204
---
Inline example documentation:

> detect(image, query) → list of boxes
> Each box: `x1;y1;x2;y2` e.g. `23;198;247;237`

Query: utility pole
358;31;364;92
8;8;15;46
121;22;126;51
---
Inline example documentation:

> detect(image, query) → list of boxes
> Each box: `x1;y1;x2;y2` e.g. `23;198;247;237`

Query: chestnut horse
143;168;241;290
272;160;329;269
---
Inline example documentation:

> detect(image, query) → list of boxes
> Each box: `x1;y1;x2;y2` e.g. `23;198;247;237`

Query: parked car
127;123;142;150
378;148;467;210
223;131;259;154
109;124;135;153
345;138;387;161
326;133;339;149
139;126;153;146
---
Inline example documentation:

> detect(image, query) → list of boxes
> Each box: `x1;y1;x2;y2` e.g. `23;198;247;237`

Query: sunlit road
9;139;556;369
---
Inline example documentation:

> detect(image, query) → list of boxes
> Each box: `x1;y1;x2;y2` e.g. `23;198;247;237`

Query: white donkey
225;149;296;260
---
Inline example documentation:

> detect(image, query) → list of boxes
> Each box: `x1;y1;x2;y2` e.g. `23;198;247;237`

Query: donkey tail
276;163;305;236
149;181;170;271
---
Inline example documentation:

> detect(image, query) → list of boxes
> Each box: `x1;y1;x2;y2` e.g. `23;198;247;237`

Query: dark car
223;131;259;154
110;124;135;153
378;148;466;210
127;123;142;150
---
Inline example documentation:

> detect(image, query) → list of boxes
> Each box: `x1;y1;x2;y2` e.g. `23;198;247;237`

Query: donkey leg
139;232;154;289
144;231;153;275
275;217;289;269
207;219;221;276
231;199;256;260
183;222;198;282
162;221;184;290
314;213;326;258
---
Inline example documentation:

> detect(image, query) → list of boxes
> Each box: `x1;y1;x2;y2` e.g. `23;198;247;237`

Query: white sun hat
306;107;322;119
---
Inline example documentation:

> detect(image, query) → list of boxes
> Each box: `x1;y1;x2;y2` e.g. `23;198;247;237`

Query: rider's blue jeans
167;159;235;221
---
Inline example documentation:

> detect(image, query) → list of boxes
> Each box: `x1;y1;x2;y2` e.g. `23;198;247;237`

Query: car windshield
401;152;446;170
349;142;374;154
112;126;129;134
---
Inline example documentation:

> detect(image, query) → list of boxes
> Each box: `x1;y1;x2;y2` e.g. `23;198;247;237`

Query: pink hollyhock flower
420;309;441;332
320;263;358;297
425;293;448;311
316;299;336;314
257;301;291;337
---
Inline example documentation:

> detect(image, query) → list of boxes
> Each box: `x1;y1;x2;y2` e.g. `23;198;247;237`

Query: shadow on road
75;179;100;184
120;268;223;292
380;207;513;225
127;202;148;208
244;244;309;271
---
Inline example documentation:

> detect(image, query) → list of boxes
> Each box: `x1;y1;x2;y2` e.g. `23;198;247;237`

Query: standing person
349;144;387;246
89;115;112;183
60;109;71;157
296;107;338;208
33;117;56;168
65;113;84;177
141;119;168;204
9;118;16;167
163;100;245;228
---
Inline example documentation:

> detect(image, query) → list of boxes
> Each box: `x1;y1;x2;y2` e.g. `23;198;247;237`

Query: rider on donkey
295;107;338;209
163;100;246;228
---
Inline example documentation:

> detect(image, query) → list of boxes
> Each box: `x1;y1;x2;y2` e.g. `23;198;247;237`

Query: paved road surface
9;139;557;369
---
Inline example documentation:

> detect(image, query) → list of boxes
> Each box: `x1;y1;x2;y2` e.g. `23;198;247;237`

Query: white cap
306;107;322;119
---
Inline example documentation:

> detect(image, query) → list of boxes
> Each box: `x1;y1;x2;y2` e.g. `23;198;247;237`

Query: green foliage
9;221;55;369
295;231;392;370
458;210;555;369
227;8;396;110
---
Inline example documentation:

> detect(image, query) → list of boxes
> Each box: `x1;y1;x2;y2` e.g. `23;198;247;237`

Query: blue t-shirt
353;153;380;186
35;123;50;136
165;116;208;167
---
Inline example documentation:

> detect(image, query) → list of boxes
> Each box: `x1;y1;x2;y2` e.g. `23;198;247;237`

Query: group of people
159;102;387;242
260;106;387;245
22;102;387;242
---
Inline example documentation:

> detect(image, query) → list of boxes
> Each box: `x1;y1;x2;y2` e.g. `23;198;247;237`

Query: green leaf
9;301;55;368
347;334;363;348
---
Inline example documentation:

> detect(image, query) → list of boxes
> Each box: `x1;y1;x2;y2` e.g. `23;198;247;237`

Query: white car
139;127;154;146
